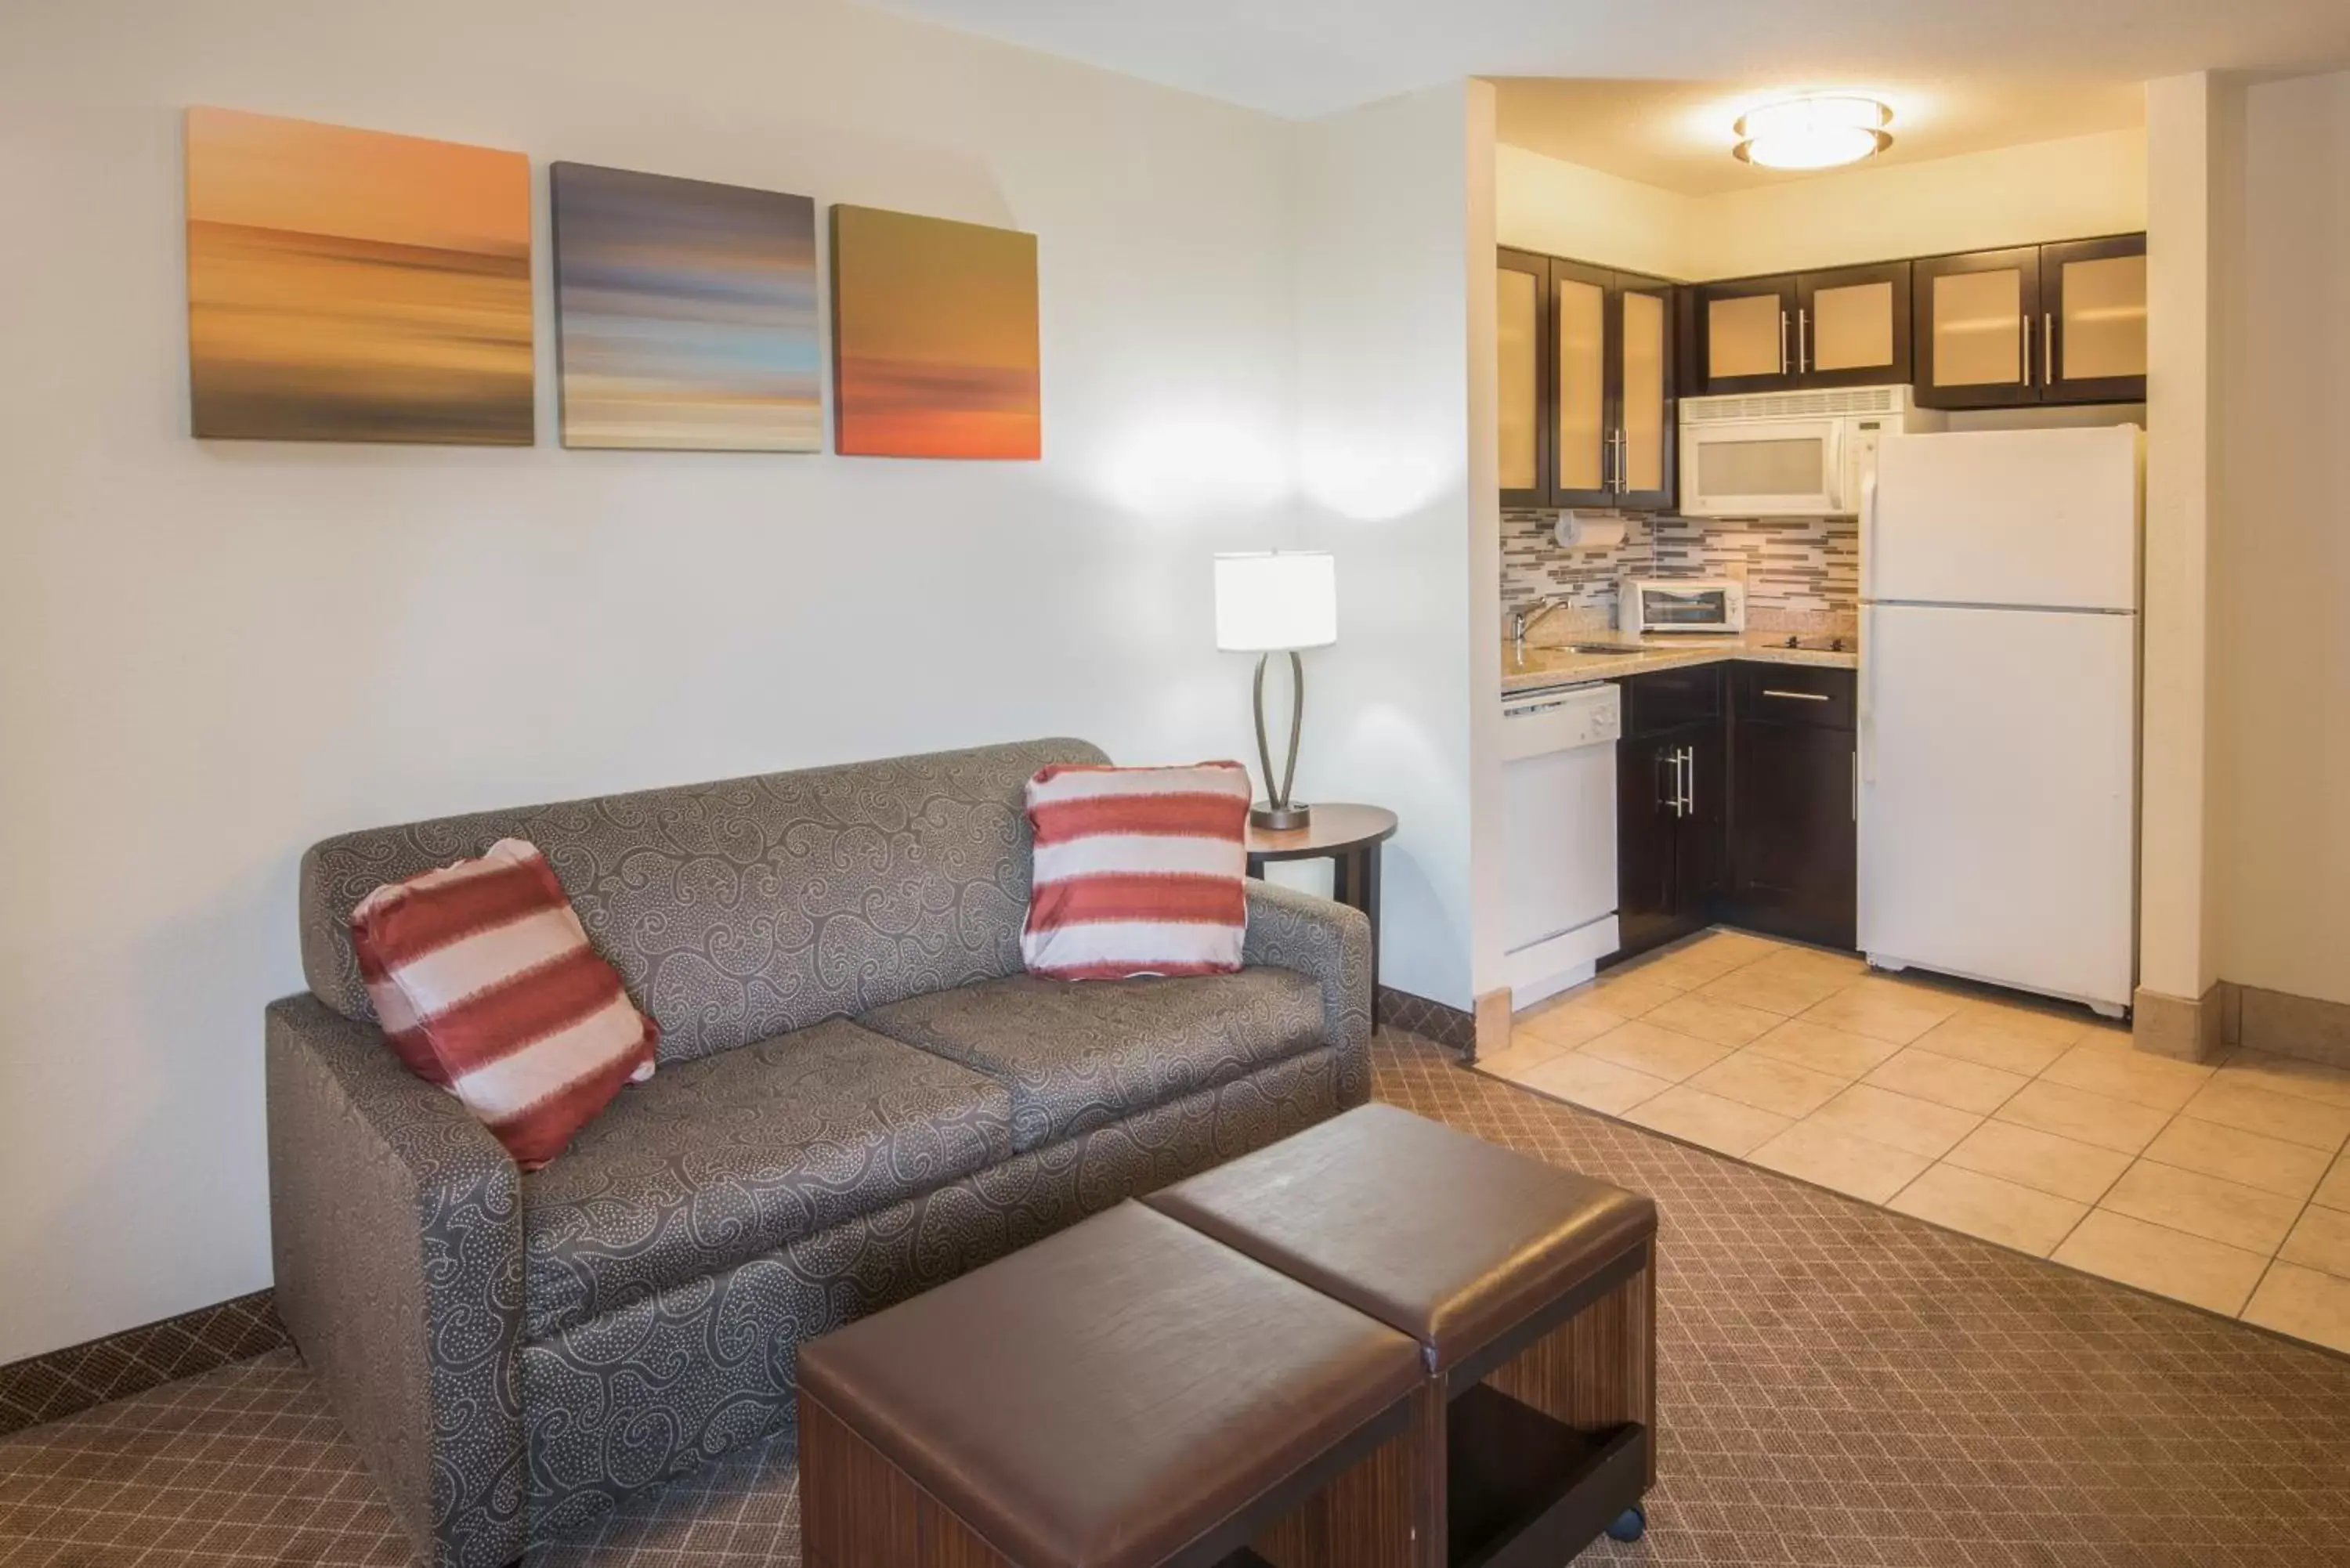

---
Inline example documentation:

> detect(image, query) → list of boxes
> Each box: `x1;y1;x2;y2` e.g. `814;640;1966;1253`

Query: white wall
1494;143;1690;277
2210;68;2350;1006
1291;84;1490;1012
0;0;1328;1363
1498;128;2147;281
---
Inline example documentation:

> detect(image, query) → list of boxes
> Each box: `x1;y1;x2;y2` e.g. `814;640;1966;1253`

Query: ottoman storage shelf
1146;1104;1659;1568
797;1201;1430;1568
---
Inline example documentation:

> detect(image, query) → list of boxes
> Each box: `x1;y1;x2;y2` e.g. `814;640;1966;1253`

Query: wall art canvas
184;107;533;444
551;162;820;451
830;204;1039;460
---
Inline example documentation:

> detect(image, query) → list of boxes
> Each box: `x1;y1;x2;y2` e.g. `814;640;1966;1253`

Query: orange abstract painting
185;107;533;443
830;205;1039;460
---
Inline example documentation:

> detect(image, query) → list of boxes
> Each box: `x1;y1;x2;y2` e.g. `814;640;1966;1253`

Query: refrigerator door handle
1859;606;1878;786
1859;469;1880;601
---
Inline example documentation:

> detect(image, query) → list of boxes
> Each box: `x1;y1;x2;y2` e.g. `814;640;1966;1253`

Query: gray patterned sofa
264;738;1372;1568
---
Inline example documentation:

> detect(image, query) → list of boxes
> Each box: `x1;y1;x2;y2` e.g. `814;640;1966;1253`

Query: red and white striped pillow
1021;762;1253;981
349;838;657;1169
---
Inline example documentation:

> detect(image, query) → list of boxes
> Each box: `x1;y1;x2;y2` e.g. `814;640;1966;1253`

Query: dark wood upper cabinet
1496;247;1551;509
1912;245;2044;410
1694;275;1799;395
1494;249;1678;512
1795;262;1913;389
1914;235;2145;409
2042;234;2148;405
1693;263;1911;395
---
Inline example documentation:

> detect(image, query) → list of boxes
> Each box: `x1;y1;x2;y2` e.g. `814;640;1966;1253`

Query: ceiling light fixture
1733;95;1893;170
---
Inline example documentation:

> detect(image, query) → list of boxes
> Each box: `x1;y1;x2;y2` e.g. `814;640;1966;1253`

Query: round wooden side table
1245;804;1398;1020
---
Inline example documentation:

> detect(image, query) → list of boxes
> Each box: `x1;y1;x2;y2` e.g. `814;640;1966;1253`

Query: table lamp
1213;551;1337;829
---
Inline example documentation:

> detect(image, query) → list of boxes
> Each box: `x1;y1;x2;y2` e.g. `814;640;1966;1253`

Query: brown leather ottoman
797;1200;1429;1568
1145;1103;1659;1567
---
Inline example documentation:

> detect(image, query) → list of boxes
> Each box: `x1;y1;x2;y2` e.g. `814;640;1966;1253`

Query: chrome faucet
1511;598;1565;656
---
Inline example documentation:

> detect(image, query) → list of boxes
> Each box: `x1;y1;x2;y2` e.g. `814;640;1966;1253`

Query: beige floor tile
2039;1044;2214;1115
1639;930;1782;987
1808;1083;1983;1160
2241;1263;2350;1355
2051;1209;2269;1316
1799;978;1962;1046
1473;1035;1573;1082
1864;1049;2030;1115
1748;1018;1903;1080
1956;995;2095;1050
1625;1085;1793;1158
2280;1205;2350;1278
1909;1013;2074;1078
1688;1048;1851;1118
1643;992;1783;1049
1574;969;1687;1019
2074;1019;2140;1053
1513;999;1624;1052
2178;1078;2350;1153
1941;1120;2134;1205
1515;1050;1673;1116
2316;1153;2350;1212
2140;1115;2333;1201
1699;963;1851;1018
1578;1019;1736;1083
1748;944;1871;981
1994;1079;2173;1155
1748;1120;1932;1205
2213;1050;2350;1111
1888;1164;2088;1257
2098;1160;2305;1254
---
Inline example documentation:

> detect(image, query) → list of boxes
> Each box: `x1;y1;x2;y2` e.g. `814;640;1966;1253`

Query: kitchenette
1495;164;2149;1024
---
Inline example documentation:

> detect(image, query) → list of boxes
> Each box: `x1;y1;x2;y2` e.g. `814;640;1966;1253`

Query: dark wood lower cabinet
1614;662;1855;963
1725;711;1856;949
1614;667;1726;963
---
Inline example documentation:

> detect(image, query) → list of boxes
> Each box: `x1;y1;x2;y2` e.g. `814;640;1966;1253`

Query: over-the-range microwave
1678;385;1946;518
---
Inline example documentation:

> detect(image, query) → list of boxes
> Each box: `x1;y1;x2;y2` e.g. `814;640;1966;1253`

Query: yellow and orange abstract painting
830;206;1039;460
185;107;533;444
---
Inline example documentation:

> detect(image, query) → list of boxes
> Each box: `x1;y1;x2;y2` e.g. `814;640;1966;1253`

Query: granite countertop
1502;630;1858;693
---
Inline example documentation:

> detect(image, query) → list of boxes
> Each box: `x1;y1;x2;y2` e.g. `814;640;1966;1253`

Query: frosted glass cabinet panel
1619;284;1669;501
1497;251;1544;504
1555;266;1608;498
2045;235;2148;403
1704;287;1791;387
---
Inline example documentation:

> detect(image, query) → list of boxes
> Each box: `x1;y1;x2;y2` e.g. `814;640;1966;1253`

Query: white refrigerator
1859;425;2143;1016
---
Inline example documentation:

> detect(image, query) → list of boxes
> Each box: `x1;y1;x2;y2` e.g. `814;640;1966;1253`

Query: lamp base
1249;802;1314;831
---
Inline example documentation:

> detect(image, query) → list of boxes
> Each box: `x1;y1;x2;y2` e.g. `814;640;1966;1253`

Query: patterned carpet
5;1031;2350;1567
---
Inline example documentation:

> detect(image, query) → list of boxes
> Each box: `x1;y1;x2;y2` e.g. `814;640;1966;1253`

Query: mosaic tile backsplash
1502;510;1859;629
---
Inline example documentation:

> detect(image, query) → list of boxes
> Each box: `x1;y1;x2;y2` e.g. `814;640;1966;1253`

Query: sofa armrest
266;995;527;1568
1242;880;1374;1105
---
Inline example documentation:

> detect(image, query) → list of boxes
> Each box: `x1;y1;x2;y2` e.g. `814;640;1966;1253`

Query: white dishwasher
1501;681;1622;1006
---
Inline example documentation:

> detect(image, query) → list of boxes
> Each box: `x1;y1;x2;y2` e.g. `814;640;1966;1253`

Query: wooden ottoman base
802;1387;1425;1568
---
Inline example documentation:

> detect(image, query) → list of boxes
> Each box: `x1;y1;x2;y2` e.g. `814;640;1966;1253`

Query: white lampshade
1213;551;1337;652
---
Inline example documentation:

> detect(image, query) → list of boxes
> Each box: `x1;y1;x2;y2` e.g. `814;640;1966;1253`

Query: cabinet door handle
1761;688;1831;702
1780;310;1791;375
2044;310;2055;385
1679;746;1695;818
2020;313;2032;385
1797;308;1809;374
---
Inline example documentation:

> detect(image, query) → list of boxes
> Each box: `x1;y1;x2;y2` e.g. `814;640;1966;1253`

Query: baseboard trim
1379;986;1476;1057
0;1289;284;1436
2236;984;2350;1071
2131;984;2228;1063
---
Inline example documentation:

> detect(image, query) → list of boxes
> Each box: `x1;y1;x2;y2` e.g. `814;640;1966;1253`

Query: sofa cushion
298;738;1112;1064
520;1017;1016;1339
858;968;1325;1152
